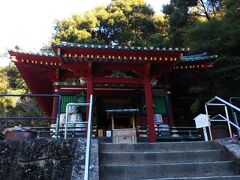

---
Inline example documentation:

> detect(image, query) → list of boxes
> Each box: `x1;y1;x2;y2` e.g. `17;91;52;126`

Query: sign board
193;114;210;128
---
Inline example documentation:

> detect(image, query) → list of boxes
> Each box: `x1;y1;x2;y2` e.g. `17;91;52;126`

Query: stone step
152;175;240;180
100;161;237;180
99;141;220;153
100;149;226;165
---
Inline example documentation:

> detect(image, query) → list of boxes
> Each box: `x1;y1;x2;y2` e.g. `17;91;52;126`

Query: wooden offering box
106;109;139;143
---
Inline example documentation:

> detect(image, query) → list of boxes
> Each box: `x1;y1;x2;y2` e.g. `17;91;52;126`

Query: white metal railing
62;95;93;180
205;96;240;140
229;97;240;137
64;101;90;139
84;95;93;180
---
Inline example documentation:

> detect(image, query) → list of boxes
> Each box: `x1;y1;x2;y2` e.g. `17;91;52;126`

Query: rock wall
71;138;99;180
215;138;240;174
0;138;77;179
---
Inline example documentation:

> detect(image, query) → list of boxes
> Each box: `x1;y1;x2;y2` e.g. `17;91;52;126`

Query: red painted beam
93;63;144;76
94;77;144;85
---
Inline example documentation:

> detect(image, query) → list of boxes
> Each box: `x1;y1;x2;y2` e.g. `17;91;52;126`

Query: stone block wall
0;138;78;179
71;138;99;180
215;138;240;174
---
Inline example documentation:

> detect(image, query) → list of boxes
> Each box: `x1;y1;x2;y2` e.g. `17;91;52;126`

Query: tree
175;0;240;115
163;0;223;46
6;65;29;92
0;67;15;115
102;0;156;45
52;0;167;46
6;97;43;117
193;0;222;20
163;0;197;46
0;65;43;118
183;19;222;54
163;0;240;118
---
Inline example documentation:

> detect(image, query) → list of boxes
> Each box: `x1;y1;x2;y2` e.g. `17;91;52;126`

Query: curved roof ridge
52;42;189;52
9;49;56;57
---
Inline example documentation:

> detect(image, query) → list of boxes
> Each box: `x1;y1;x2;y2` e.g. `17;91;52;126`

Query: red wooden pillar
86;60;93;121
51;96;58;124
144;64;157;143
52;69;60;124
51;88;59;124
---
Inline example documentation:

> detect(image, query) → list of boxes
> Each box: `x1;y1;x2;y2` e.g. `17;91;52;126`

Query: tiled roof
182;52;218;62
52;42;189;52
9;49;55;57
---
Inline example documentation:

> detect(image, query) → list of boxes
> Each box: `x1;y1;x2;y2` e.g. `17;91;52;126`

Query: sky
0;0;170;66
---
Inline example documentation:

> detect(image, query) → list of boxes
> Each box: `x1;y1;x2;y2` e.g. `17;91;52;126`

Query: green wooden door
141;95;167;115
60;95;86;113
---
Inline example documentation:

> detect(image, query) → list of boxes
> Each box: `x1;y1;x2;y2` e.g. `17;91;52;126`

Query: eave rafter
174;52;217;70
9;50;61;68
52;43;186;64
59;54;180;64
173;61;214;70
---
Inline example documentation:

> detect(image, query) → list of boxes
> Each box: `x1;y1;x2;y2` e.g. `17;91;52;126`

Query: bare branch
198;0;211;20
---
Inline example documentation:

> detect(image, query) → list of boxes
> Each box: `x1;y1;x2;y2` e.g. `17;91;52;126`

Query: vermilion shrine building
9;43;215;142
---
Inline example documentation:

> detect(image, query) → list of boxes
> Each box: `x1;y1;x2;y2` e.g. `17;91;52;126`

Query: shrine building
8;43;216;142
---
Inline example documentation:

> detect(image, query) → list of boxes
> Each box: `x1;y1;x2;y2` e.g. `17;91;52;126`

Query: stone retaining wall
0;138;77;179
215;138;240;174
71;138;99;180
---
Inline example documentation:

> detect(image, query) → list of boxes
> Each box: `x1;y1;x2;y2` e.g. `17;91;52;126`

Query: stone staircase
99;141;240;180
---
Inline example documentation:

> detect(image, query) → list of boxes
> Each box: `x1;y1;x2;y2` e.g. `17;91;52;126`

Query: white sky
0;0;169;66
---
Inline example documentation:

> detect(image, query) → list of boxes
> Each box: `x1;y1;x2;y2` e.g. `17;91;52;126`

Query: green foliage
165;0;240;118
7;97;43;117
0;65;42;117
52;0;167;46
0;67;15;115
183;19;222;53
183;0;240;86
163;0;197;46
163;0;223;46
6;66;28;92
190;99;200;114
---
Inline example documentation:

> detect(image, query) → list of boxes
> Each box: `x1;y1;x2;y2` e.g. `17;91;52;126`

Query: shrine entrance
95;93;136;133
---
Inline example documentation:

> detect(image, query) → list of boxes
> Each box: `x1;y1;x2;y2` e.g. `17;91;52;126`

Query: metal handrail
229;97;240;136
205;96;240;140
0;93;61;137
64;95;93;180
84;95;93;180
206;96;240;112
210;113;240;130
64;102;90;139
